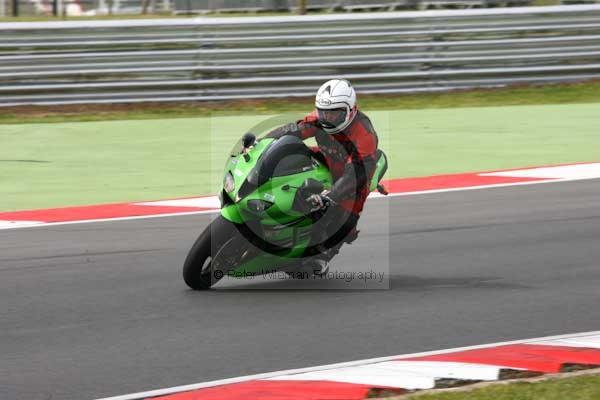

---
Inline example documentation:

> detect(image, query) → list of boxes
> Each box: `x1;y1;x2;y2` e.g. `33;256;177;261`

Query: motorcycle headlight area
223;172;235;193
246;199;274;213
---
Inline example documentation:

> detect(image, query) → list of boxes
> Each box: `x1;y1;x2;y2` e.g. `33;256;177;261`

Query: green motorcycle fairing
216;135;388;278
218;136;332;276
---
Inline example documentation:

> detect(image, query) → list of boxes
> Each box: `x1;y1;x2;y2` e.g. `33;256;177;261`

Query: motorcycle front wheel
182;215;237;290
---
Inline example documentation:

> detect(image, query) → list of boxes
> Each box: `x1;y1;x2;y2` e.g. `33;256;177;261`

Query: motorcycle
182;132;388;290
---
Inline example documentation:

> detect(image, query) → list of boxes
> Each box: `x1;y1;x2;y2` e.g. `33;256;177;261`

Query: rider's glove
306;192;333;212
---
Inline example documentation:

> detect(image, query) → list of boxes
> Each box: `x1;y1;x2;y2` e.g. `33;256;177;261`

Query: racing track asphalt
1;180;600;400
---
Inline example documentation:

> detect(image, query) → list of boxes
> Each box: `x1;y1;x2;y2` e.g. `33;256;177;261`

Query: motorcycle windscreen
247;135;315;188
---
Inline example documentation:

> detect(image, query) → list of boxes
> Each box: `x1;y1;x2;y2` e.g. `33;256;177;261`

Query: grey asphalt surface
1;180;600;400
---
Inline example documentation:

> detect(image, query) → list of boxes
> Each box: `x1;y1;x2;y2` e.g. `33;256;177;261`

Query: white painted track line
135;197;221;208
0;220;44;229
482;163;600;180
0;210;219;231
532;334;600;349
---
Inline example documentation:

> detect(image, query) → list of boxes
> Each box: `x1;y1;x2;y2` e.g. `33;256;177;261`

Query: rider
266;79;379;273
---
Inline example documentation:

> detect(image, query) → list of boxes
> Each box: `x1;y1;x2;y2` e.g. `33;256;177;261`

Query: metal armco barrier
1;5;600;106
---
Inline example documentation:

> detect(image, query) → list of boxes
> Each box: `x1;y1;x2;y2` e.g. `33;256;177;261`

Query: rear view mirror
242;132;256;149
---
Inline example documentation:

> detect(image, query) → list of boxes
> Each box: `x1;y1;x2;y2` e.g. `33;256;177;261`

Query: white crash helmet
314;79;357;134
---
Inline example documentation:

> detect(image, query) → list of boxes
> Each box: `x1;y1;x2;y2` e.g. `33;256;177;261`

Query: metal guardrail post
299;0;307;14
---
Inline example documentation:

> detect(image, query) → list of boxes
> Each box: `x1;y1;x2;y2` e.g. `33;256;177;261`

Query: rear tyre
182;215;237;290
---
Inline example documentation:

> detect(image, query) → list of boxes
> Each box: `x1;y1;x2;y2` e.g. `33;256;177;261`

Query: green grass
400;373;600;400
532;0;560;5
1;102;599;211
2;81;600;125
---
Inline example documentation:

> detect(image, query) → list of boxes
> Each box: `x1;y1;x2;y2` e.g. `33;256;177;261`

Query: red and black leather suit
267;109;379;252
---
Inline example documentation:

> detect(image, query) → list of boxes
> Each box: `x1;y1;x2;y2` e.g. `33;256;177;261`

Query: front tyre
182;215;237;290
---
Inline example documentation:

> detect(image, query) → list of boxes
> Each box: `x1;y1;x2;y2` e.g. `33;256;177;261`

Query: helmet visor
317;107;347;129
